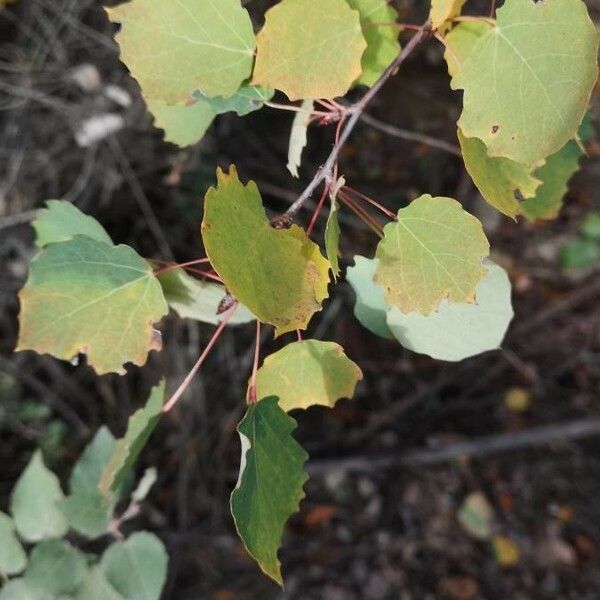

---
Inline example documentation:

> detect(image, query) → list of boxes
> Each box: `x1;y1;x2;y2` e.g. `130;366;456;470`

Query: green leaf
10;451;68;542
99;380;165;498
458;129;541;218
430;0;466;30
324;200;341;280
443;20;492;78
100;533;168;600
559;237;600;269
581;211;600;240
0;512;27;576
253;0;367;101
157;268;255;325
347;0;400;86
374;194;489;315
346;255;394;339
148;86;274;148
452;0;598;167
24;540;87;597
287;100;313;178
202;166;331;336
57;490;113;539
17;236;168;375
255;340;362;411
74;568;125;600
231;397;308;585
193;85;274;117
106;0;255;103
521;139;584;221
147;100;215;148
70;427;116;495
386;261;513;361
33;200;112;248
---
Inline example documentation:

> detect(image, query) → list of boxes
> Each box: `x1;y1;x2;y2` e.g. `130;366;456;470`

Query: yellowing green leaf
386;261;513;361
157;268;255;325
458;129;541;218
10;451;68;543
17;237;167;375
231;397;308;585
346;256;394;339
324;200;342;280
253;0;367;101
443;20;492;78
452;0;599;167
107;0;255;103
347;0;400;86
99;380;165;498
374;195;489;315
287;100;313;178
255;340;362;411
430;0;466;30
521;139;583;221
202;166;330;336
33;200;112;248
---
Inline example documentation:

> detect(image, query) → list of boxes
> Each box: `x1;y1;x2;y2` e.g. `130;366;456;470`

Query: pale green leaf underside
255;340;362;411
0;512;27;576
70;427;116;495
157;268;255;325
100;532;168;600
452;0;599;167
346;255;394;339
374;194;489;315
458;129;541;218
287;99;313;178
17;236;168;375
10;451;68;543
202;166;331;336
74;568;125;600
33;200;112;248
386;260;513;361
253;0;367;101
99;380;165;498
231;397;308;585
347;0;400;86
107;0;256;103
58;490;113;539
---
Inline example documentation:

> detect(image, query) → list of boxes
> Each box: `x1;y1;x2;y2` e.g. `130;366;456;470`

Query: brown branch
308;417;600;474
284;24;431;219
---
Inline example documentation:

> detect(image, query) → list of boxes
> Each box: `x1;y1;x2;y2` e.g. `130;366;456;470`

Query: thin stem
184;269;223;283
489;0;497;17
342;186;397;220
452;15;496;25
247;320;261;405
338;191;384;238
296;330;303;342
284;24;431;219
264;101;329;116
153;258;211;276
392;22;422;31
162;304;238;413
306;184;330;237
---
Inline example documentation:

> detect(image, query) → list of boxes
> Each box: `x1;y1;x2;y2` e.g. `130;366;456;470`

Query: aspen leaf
386;261;513;361
74;568;125;600
430;0;466;31
458;129;541;219
231;397;308;585
33;200;112;248
99;380;165;498
443;20;492;78
253;0;367;101
69;427;116;495
157;268;255;326
347;0;401;86
194;85;274;117
324;200;341;279
106;0;255;103
374;195;489;315
452;0;599;167
287;100;313;178
346;256;394;339
0;512;27;576
17;236;168;375
202;166;331;336
255;340;362;411
10;451;68;542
